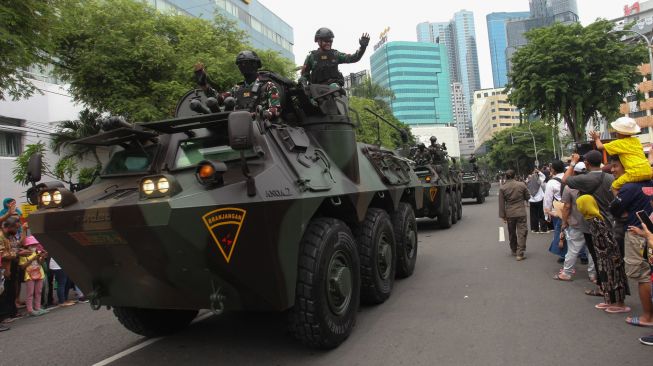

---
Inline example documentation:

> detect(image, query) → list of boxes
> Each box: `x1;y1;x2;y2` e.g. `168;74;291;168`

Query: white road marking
499;226;505;242
92;311;214;366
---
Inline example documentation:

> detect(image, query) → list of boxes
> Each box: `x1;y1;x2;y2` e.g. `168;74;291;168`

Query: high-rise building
506;0;579;75
343;70;369;93
472;88;522;150
370;41;453;125
150;0;295;61
416;10;481;155
486;12;530;88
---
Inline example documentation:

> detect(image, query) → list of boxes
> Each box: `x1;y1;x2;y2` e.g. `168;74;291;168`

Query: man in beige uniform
499;169;531;260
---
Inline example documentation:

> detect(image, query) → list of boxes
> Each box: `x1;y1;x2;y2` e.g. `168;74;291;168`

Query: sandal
604;306;631;314
626;316;653;327
553;273;572;281
595;303;611;309
584;288;603;297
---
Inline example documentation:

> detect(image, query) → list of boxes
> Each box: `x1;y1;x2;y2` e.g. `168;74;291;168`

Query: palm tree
350;76;395;111
50;108;103;167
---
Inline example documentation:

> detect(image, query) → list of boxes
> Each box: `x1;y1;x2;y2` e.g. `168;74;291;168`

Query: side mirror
228;111;254;151
27;154;42;184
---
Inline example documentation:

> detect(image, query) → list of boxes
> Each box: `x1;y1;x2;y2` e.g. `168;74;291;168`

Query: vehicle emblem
202;208;247;263
429;187;438;202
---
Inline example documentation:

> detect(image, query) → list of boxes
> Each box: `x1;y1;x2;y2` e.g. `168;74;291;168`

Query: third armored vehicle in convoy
461;167;491;204
25;75;423;349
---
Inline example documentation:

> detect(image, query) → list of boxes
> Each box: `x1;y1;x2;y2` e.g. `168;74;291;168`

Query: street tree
507;20;647;142
484;122;559;174
0;1;60;100
12;142;53;185
350;97;414;148
51;0;294;122
350;76;395;111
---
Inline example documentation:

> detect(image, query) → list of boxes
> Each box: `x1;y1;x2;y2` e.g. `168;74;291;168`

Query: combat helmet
418;143;426;149
314;27;335;42
430;136;437;144
235;50;262;68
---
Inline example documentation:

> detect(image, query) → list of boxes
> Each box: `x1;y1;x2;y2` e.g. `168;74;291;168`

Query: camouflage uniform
226;77;282;115
299;48;367;86
412;148;431;165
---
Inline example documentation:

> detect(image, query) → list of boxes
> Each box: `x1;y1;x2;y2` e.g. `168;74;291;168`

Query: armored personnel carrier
461;168;491;204
25;79;423;349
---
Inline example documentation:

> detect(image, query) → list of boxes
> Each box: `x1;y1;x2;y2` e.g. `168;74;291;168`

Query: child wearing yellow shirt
591;117;652;193
18;236;47;316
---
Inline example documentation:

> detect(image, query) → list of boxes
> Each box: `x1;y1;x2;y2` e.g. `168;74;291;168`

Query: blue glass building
370;41;452;125
150;0;294;61
486;12;530;88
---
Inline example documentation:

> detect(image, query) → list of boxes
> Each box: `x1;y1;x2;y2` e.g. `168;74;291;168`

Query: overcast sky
261;0;628;88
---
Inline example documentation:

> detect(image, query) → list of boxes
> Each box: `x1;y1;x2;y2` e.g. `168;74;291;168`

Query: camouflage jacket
299;47;366;85
412;150;431;165
228;78;282;115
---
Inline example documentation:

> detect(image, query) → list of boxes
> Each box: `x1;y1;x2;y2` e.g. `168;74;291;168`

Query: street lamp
609;28;653;82
510;126;539;168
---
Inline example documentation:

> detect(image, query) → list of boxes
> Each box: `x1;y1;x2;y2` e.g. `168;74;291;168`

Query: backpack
527;174;541;197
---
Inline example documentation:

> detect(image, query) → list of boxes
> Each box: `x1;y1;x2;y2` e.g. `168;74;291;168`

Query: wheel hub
327;251;352;316
405;225;417;259
377;233;393;280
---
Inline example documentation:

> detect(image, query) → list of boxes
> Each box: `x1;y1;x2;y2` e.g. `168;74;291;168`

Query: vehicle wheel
438;191;452;229
450;194;458;225
484;185;490;197
113;307;198;337
288;217;360;349
456;190;462;221
356;208;396;305
477;192;486;204
392;203;417;279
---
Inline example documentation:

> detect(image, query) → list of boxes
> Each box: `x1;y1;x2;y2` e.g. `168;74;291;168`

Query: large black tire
113;307;198;337
456;190;462;221
392;203;417;279
356;208;396;305
450;191;458;225
476;191;486;204
438;191;452;229
288;218;360;349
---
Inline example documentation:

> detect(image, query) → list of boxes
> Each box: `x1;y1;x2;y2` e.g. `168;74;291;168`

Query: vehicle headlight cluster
139;175;179;199
39;187;77;209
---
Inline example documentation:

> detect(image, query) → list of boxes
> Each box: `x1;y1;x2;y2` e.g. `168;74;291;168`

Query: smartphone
636;210;653;232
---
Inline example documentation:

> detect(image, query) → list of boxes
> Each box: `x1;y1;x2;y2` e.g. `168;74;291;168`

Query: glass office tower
487;12;530;88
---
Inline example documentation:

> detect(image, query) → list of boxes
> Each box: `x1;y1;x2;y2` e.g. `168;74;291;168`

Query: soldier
469;153;479;172
299;28;370;88
411;143;430;165
428;136;445;163
194;50;282;119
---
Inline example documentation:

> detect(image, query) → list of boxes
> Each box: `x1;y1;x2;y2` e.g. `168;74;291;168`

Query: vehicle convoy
404;135;462;229
24;76;423;349
461;168;491;204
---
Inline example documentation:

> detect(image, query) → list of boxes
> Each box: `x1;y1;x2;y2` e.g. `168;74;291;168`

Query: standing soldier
499;169;531;260
299;28;370;88
194;50;282;119
428;136;444;163
411;143;430;165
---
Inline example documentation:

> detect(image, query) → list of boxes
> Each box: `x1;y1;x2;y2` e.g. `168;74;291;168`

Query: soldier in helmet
299;27;370;88
428;136;445;163
411;143;431;165
194;50;282;119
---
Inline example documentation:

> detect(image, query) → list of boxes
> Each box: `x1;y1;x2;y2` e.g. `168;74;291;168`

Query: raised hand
360;33;370;47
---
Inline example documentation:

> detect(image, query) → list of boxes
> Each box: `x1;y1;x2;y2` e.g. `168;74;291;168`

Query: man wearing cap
590;116;652;192
555;162;596;281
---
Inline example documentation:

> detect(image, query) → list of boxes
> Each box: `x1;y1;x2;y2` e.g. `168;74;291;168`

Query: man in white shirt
543;160;567;262
527;169;547;233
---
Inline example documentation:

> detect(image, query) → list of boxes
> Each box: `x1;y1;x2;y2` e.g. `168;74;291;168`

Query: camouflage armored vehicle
25;78;423;349
461;168;491;204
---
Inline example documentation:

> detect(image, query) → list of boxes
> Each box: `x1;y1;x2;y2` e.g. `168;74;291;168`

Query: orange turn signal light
425;176;431;183
195;160;227;188
198;164;215;179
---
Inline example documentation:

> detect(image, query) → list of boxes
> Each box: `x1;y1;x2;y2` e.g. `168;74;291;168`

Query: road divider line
499;227;505;242
92;311;214;366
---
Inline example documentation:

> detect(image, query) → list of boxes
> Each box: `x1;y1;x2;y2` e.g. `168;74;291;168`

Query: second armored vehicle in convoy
25;74;423;349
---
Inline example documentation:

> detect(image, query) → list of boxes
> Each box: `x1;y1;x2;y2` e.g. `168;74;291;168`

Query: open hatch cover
72;128;158;146
138;112;231;134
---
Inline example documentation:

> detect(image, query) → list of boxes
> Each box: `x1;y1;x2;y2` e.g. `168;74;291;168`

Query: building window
491;116;496;120
490;101;495;105
484;93;488;97
0;118;23;157
630;110;648;118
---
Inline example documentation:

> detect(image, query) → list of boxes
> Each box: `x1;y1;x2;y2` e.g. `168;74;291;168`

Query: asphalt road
1;185;651;365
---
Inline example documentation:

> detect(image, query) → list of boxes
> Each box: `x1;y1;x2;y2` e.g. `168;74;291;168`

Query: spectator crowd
0;198;87;332
499;117;653;347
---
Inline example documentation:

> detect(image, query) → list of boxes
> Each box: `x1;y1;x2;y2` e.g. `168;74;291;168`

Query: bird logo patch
202;208;247;263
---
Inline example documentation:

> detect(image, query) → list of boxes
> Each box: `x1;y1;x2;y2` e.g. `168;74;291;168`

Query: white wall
0;80;84;205
410;126;461;157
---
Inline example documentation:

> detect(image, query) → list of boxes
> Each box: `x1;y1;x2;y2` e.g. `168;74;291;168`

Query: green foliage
51;0;293;122
54;157;78;182
50;108;103;166
256;49;297;80
349;97;414;148
77;167;97;186
507;20;647;141
484;122;558;173
0;1;59;100
12;142;51;185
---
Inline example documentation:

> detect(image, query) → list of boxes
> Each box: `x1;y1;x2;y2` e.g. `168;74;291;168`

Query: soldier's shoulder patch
202;208;247;263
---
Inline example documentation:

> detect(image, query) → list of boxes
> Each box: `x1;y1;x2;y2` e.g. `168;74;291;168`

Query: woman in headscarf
577;194;630;312
0;198;21;225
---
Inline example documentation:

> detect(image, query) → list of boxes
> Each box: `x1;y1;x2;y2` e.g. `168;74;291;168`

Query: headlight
139;174;181;199
142;179;155;195
41;192;52;206
157;177;169;194
52;190;62;204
